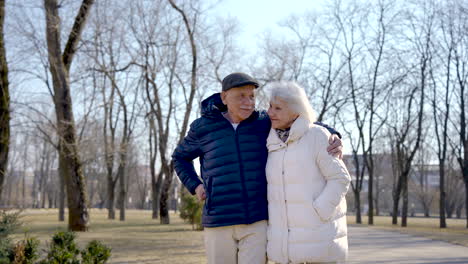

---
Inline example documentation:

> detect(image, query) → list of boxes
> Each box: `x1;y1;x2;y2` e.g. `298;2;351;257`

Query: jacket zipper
223;114;250;224
280;142;290;262
235;126;250;222
221;114;250;222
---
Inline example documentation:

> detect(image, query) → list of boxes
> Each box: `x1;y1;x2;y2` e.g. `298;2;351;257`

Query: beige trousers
204;220;267;264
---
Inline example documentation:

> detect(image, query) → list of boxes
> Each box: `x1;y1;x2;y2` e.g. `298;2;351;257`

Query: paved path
347;225;468;264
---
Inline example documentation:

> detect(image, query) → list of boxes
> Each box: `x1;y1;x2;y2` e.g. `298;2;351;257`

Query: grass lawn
347;215;468;247
10;209;206;264
8;209;467;263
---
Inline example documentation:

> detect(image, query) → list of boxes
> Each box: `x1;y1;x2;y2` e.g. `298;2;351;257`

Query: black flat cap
222;72;259;91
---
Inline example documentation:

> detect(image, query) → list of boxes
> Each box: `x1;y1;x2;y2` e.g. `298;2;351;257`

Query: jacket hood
201;93;227;117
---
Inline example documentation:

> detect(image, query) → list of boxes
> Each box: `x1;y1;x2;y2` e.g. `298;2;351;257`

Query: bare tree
333;0;367;224
83;0;141;220
359;0;397;225
43;0;95;231
430;1;461;227
446;1;468;228
0;0;9;202
253;10;348;121
157;0;201;224
125;0;165;219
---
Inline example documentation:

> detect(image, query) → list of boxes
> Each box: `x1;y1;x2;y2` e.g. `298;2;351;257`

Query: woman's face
267;97;299;130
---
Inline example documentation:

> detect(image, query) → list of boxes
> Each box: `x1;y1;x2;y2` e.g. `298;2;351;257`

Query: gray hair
267;81;317;123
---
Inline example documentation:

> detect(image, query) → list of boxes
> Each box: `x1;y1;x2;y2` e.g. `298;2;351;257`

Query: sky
210;0;353;155
211;0;326;53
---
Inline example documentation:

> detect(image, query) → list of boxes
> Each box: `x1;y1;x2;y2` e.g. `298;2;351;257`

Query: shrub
0;210;22;239
179;189;204;230
0;210;22;264
38;231;112;264
11;237;40;264
0;211;112;263
0;238;13;264
40;231;81;264
81;240;111;264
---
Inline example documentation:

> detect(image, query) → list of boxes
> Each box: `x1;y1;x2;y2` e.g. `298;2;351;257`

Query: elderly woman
265;81;351;264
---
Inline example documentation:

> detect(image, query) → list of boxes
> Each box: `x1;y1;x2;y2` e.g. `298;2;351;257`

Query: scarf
275;127;291;143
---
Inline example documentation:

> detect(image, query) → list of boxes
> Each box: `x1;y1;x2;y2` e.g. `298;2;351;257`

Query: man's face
221;85;256;123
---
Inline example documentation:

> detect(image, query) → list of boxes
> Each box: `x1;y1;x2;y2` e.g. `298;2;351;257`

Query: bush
179;189;204;230
11;237;40;264
40;231;81;264
0;238;13;264
0;210;22;239
0;211;112;264
0;210;22;264
38;231;112;264
81;240;111;264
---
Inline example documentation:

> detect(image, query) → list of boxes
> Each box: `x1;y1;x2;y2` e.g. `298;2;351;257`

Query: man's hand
195;184;206;201
327;134;343;159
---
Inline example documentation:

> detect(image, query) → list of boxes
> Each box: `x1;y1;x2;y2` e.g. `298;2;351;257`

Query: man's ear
221;91;228;105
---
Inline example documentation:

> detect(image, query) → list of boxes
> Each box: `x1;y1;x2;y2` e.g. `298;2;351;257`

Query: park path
347;225;468;264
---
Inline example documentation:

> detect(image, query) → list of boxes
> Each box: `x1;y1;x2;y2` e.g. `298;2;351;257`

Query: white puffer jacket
266;117;351;264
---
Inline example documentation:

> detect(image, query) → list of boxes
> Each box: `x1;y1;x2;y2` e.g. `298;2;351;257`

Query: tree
444;0;468;228
253;10;348;121
0;0;9;203
43;0;95;231
333;0;367;224
430;0;459;227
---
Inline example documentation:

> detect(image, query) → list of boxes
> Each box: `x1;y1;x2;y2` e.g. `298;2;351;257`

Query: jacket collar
201;93;227;116
266;116;311;152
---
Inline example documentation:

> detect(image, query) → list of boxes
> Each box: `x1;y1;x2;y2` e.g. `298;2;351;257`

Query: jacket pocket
205;177;213;215
312;202;327;223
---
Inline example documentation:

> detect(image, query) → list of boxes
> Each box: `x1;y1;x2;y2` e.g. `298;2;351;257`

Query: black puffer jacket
172;93;270;227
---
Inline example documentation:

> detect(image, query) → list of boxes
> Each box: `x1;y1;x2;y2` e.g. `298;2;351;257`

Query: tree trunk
152;171;163;219
118;165;126;221
439;162;447;227
375;174;380;216
44;0;93;231
354;190;362;224
32;172;39;208
22;170;26;208
58;150;65;221
465;180;468;228
48;185;54;209
160;167;173;224
0;0;9;203
368;169;374;225
401;173;408;227
392;177;402;225
41;175;47;208
107;180;116;219
424;203;430;217
455;203;462;219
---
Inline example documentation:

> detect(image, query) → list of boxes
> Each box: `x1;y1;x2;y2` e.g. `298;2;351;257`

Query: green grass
348;215;468;247
10;209;206;264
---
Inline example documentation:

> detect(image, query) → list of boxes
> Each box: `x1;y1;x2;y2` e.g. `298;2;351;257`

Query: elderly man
172;73;342;264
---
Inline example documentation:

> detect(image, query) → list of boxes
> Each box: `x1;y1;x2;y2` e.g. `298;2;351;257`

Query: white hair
267;81;317;123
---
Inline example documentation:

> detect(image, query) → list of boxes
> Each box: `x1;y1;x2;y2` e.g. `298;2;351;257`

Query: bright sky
212;0;326;52
210;0;352;155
